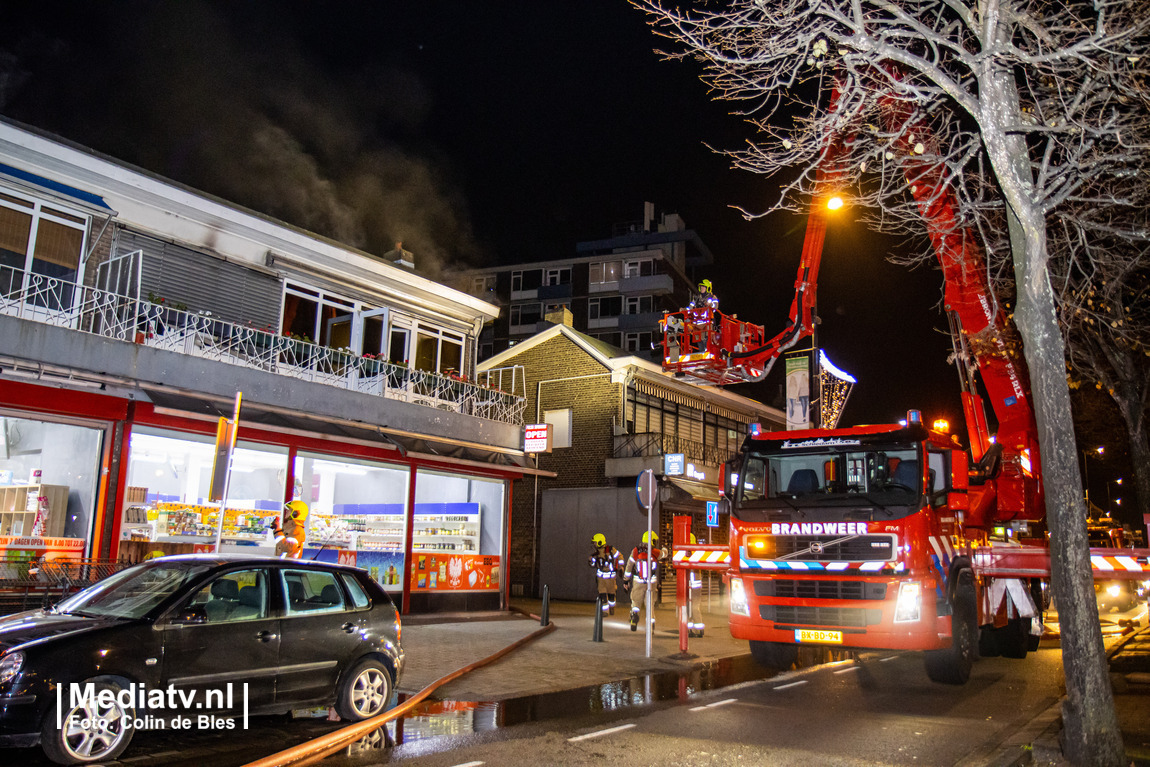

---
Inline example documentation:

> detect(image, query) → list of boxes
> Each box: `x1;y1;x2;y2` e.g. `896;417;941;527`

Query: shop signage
524;423;551;453
664;453;685;476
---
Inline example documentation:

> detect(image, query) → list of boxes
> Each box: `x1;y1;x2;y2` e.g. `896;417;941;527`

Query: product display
0;483;69;538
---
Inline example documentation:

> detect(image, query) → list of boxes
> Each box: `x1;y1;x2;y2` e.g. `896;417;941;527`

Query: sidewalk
399;595;746;701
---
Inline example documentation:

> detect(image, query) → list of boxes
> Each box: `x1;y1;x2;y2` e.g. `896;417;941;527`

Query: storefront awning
140;387;555;477
667;477;722;502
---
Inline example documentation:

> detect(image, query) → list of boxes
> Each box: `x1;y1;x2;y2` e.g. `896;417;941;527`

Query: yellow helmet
642;531;659;544
592;533;606;547
285;500;309;522
689;533;697;544
699;279;713;292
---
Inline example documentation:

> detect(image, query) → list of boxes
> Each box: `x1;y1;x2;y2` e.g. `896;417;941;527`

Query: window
340;573;373;609
282;282;357;347
511;269;542;292
510;303;542;327
623;259;653;278
471;275;496;294
282;569;346;614
624;332;654;352
624;295;654;315
590;261;621;284
414;323;465;374
592;331;621;347
544;409;573;449
187;569;269;623
0;189;89;307
511;271;523;291
589;296;622;319
545;268;571;286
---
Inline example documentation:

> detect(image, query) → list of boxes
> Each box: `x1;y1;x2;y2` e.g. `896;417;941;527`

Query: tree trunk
978;52;1125;765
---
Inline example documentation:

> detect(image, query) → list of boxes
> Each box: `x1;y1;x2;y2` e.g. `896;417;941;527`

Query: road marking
880;655;898;662
773;680;808;690
450;762;485;767
833;666;859;675
690;697;738;711
568;723;637;742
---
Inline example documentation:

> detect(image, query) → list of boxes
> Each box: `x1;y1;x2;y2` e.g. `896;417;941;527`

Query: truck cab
725;413;978;681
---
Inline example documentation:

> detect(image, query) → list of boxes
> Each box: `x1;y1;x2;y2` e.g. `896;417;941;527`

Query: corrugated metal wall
116;230;282;329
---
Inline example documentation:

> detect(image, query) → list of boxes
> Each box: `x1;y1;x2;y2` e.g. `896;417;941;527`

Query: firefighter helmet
284;500;309;522
642;531;659;544
592;533;606;547
698;279;713;293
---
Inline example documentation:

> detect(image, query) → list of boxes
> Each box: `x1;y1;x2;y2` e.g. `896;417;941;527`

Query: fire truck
661;141;1149;684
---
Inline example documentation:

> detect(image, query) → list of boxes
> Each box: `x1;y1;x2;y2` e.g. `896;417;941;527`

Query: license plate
795;628;843;644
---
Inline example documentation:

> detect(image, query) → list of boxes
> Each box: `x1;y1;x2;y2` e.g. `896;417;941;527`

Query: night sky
0;2;961;428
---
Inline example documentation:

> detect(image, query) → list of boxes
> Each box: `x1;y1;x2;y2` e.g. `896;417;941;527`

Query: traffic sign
706;501;718;527
636;469;656;511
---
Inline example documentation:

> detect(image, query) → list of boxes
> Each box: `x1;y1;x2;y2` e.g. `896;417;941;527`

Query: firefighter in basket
623;531;665;632
588;533;624;615
274;500;308;559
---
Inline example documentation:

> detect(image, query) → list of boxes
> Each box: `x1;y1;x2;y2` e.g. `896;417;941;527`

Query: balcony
604;431;731;479
617;311;664;332
0;265;527;426
619;273;673;296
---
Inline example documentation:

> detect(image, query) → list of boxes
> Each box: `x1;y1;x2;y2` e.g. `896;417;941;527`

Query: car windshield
53;562;214;619
736;444;922;513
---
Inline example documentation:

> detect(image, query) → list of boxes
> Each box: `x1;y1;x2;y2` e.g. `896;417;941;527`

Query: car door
159;567;280;715
275;567;365;706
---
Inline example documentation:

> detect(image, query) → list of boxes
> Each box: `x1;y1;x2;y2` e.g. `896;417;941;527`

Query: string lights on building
818;350;856;429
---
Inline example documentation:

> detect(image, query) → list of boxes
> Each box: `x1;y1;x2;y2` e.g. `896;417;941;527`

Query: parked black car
0;554;404;765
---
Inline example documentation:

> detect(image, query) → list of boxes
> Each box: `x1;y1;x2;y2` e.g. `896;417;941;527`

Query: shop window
122;429;287;555
0;415;103;550
412;469;505;594
292;453;409;593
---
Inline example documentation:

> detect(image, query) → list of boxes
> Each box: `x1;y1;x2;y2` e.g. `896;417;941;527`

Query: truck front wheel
924;569;976;685
749;640;798;670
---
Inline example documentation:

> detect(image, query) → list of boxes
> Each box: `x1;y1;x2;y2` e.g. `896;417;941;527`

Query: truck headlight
894;581;922;623
729;577;751;617
0;651;24;685
1106;584;1122;598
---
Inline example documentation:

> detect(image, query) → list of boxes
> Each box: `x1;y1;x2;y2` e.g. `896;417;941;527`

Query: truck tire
925;569;976;685
749;640;798;670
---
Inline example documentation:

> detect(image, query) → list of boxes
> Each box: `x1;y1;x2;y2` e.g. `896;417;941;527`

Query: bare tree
632;0;1149;762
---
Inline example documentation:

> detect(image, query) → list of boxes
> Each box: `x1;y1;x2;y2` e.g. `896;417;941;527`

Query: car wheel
41;680;135;765
337;658;393;721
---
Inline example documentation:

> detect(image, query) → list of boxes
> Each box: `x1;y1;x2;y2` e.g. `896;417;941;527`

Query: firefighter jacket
589;546;623;579
624;544;664;585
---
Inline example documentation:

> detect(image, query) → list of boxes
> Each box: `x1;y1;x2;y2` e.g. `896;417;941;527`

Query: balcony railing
0;265;527;425
612;431;731;466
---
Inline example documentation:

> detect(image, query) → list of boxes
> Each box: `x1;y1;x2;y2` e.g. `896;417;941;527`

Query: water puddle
327;646;849;762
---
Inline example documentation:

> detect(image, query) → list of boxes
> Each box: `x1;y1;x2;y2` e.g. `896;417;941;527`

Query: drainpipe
530;371;614;598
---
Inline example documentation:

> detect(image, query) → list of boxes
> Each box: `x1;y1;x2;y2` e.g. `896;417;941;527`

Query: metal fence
0;265;527;425
612;431;732;466
0;558;131;616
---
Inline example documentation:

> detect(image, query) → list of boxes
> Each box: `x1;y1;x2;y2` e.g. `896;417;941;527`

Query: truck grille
755;579;887;601
760;605;883;628
771;535;894;562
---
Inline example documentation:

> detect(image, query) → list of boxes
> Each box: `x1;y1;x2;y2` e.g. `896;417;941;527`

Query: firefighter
588;533;623;615
623;531;665;631
274;500;308;559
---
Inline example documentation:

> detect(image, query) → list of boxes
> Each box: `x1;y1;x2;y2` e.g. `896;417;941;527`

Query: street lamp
1108;478;1122;513
1081;445;1104;507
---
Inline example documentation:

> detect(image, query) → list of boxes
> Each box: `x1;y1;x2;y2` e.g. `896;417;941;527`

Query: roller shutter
116;230;281;328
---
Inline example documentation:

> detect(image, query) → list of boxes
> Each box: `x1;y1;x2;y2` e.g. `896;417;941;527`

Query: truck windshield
736;444;922;514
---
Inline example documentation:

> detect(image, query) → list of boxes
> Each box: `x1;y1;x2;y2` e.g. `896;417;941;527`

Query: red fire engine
663;133;1150;684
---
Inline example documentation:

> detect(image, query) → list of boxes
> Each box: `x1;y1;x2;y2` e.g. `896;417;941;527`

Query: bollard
541;584;551;626
593;595;604;642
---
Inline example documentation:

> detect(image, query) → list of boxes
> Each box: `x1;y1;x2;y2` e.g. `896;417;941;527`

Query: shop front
0;379;523;614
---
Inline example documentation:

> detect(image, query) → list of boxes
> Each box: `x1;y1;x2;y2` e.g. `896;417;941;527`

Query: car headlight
729;577;751;617
0;651;24;685
1106;584;1122;598
894;581;922;623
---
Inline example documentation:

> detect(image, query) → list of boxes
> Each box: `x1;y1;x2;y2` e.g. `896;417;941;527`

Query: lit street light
1081;445;1104;508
